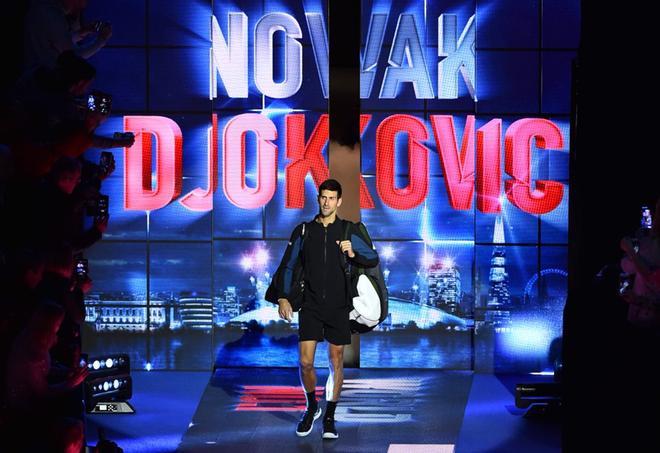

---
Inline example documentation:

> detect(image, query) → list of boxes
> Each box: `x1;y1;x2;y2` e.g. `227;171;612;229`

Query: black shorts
298;307;351;346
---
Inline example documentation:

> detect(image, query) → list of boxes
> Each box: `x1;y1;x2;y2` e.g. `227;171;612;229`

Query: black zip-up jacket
276;215;379;316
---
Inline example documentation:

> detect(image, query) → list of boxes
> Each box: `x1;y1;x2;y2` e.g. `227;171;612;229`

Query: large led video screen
82;0;578;373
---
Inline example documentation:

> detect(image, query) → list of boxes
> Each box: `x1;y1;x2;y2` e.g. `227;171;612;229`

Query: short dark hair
318;179;342;198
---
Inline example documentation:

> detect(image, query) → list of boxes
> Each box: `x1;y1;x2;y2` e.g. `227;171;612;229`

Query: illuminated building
215;286;242;325
485;216;511;328
427;260;462;314
179;297;214;331
85;299;167;332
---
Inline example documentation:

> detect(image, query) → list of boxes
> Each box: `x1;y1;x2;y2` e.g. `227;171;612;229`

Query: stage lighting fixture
83;353;134;413
85;353;130;377
85;374;134;413
515;382;562;417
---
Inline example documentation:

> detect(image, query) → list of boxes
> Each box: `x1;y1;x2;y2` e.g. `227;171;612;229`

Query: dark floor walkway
85;369;560;452
179;367;471;452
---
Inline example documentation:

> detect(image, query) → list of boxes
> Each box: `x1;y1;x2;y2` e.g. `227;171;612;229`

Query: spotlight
441;257;455;268
380;245;395;261
83;353;134;413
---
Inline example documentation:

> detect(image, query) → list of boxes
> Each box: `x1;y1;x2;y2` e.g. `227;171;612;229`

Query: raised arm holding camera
84;90;136;149
24;0;112;70
620;197;660;326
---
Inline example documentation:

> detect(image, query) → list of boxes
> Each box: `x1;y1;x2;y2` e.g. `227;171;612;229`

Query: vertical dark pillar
565;4;659;450
328;0;361;368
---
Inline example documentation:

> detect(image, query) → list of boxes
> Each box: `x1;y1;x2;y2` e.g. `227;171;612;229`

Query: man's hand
78;275;93;295
113;132;135;149
99;159;116;180
78;21;99;37
98;23;113;42
95;215;109;233
77;22;97;39
278;298;293;322
336;240;355;258
621;237;636;256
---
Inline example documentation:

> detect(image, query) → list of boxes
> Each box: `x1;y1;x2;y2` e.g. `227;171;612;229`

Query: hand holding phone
95;218;109;233
100;151;113;168
87;90;112;115
113;132;135;148
98;22;113;41
96;194;109;220
75;255;89;282
78;275;93;294
641;206;653;230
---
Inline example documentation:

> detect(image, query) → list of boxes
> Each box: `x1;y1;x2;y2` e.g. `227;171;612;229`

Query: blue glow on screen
149;0;211;46
82;0;578;372
498;318;561;359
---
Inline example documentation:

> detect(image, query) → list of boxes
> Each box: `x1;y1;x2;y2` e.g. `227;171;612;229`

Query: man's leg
326;343;344;402
298;340;318;395
296;340;321;436
322;343;344;439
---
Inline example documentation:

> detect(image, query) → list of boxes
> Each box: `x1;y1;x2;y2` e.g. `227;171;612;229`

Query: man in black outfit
276;179;379;439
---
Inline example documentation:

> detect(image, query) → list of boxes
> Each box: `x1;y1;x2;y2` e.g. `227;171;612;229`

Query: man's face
25;263;45;289
318;189;341;217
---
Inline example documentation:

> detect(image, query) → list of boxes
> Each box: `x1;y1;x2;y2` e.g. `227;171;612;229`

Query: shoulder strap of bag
342;219;351;242
294;221;310;249
340;220;352;304
340;220;352;275
298;222;309;264
345;220;367;276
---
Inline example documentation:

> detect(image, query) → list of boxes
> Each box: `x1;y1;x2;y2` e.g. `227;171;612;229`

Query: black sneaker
322;417;338;439
296;405;322;437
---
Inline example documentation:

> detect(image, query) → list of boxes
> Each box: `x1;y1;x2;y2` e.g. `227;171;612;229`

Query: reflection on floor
85;371;210;453
85;369;561;452
179;368;471;452
456;374;561;453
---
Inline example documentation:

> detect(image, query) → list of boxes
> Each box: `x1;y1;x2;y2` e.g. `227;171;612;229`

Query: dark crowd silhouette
1;1;129;451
